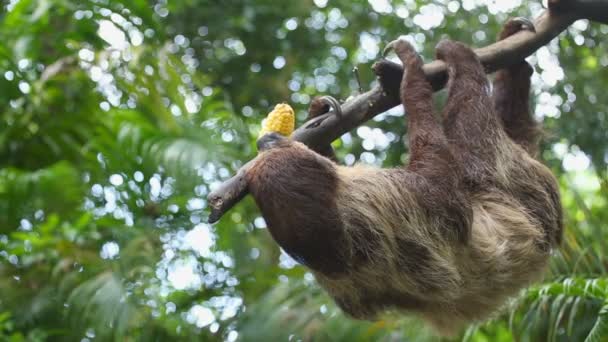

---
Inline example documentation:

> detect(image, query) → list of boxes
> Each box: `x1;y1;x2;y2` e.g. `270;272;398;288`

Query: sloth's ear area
256;132;292;151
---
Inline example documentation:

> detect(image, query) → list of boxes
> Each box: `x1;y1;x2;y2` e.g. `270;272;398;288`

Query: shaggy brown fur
246;20;563;335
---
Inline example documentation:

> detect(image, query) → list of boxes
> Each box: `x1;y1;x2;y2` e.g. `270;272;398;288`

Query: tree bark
549;0;608;23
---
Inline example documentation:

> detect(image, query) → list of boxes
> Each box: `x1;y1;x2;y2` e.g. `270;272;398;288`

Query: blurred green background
1;0;607;341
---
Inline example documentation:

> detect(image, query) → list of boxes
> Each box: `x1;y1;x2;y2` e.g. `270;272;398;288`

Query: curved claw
318;95;342;118
500;17;536;40
382;38;421;67
304;96;342;130
382;39;414;58
382;39;399;57
511;17;536;33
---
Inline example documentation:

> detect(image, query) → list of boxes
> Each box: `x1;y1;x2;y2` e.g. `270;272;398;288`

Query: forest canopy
1;0;608;341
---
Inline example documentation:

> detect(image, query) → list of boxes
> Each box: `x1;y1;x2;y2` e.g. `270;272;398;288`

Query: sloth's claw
500;17;536;40
318;95;342;119
382;39;399;58
383;38;422;65
511;17;536;33
306;95;342;124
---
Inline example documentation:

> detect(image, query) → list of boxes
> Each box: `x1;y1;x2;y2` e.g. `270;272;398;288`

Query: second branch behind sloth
246;18;563;335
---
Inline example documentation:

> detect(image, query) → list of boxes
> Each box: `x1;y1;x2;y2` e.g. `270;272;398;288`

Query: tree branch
549;0;608;23
207;9;585;224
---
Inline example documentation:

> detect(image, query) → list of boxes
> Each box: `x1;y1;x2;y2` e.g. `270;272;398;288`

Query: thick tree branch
549;0;608;23
207;8;591;224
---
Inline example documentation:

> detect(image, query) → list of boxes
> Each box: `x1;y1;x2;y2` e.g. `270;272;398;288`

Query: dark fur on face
246;20;563;335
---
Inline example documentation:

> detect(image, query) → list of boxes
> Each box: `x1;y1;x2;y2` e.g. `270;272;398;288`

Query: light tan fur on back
312;161;552;335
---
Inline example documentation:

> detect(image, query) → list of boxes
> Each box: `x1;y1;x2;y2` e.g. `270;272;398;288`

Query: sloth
245;18;563;335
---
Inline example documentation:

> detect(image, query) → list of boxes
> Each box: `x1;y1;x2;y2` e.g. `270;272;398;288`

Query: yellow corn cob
258;103;295;138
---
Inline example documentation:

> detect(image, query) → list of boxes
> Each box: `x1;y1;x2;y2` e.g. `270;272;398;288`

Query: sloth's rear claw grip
511;17;536;33
318;95;342;119
500;17;536;40
307;95;342;125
